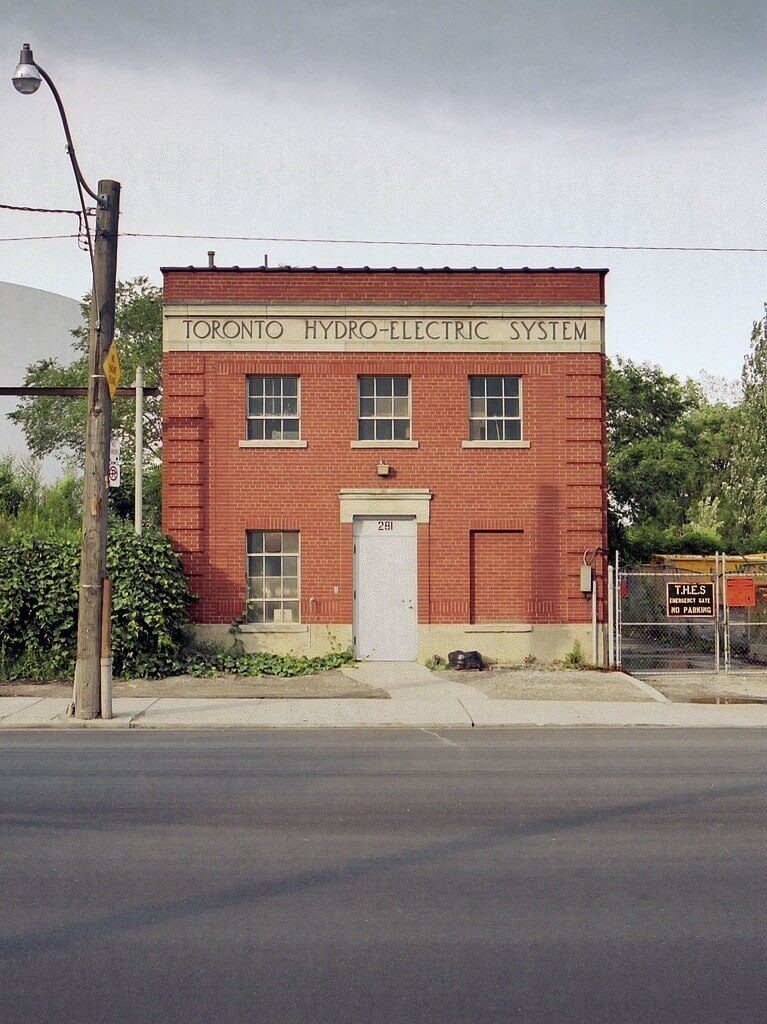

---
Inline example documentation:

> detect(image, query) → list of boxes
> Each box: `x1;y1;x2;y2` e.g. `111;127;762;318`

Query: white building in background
0;282;82;478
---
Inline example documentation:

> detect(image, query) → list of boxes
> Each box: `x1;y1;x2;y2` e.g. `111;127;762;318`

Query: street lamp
12;43;120;719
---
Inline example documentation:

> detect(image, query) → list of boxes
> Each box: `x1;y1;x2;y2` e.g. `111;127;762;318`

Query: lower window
246;530;300;623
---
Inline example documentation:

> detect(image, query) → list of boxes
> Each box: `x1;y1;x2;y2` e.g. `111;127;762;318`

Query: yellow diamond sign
103;342;121;399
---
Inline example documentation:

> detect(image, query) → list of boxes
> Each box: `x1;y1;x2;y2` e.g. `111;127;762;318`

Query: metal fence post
722;553;730;673
608;562;615;668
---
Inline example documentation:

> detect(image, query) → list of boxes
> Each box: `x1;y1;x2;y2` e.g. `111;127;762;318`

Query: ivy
0;525;191;680
180;646;355;678
0;525;354;681
0;536;80;679
106;525;195;677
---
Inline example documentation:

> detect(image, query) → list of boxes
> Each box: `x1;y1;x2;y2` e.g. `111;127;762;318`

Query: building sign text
173;315;600;349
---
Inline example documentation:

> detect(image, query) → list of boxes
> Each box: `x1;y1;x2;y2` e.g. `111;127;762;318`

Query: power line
0;202;88;249
1;200;763;252
0;202;81;215
0;226;764;253
121;232;767;254
0;233;79;242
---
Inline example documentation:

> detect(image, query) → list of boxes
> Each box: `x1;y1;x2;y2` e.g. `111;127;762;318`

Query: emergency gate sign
666;582;714;618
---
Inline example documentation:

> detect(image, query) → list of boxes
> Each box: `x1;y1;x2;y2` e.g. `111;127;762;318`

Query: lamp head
12;43;42;95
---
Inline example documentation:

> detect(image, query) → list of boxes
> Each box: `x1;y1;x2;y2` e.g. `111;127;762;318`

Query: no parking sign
109;440;121;488
665;582;714;618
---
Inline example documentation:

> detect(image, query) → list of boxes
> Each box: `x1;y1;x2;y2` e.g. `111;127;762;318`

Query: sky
2;0;765;383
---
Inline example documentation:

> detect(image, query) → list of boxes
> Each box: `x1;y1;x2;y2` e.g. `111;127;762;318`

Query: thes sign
666;582;714;618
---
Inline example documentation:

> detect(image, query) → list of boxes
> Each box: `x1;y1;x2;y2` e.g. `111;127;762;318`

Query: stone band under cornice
164;302;605;355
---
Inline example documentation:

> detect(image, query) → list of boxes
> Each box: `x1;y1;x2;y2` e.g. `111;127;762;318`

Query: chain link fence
617;559;767;673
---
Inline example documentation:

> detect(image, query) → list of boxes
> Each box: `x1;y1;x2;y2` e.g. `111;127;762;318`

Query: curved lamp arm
12;43;102;206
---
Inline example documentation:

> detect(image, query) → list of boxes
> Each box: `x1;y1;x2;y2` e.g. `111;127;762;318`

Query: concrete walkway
2;664;767;729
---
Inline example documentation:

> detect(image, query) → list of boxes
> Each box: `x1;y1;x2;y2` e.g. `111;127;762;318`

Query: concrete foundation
193;622;601;666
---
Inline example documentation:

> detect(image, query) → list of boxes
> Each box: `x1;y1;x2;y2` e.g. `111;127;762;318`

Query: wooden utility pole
73;180;120;719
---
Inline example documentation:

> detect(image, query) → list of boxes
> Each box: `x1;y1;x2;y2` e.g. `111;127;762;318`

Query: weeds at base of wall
180;642;355;678
189;617;357;677
425;654;447;671
552;641;598;671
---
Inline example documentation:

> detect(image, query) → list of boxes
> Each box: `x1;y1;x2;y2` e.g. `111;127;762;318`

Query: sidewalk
2;664;767;729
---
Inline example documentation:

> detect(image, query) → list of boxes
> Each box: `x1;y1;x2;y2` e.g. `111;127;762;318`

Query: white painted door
353;516;417;661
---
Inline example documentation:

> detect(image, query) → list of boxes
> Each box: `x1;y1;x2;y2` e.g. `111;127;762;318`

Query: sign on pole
108;439;121;488
726;576;756;608
103;341;121;399
665;582;714;618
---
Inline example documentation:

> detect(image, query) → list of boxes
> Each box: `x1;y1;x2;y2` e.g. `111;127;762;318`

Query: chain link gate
616;555;767;673
616;564;720;672
722;557;767;671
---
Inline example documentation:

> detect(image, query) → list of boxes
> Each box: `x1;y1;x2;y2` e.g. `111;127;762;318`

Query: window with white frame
468;375;522;441
357;375;410;440
246;375;300;440
246;530;300;623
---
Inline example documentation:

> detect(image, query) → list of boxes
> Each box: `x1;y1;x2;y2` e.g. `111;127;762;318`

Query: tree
0;454;82;543
0;454;38;518
725;306;767;538
9;277;162;466
9;277;163;524
606;356;738;553
607;356;700;453
608;357;700;527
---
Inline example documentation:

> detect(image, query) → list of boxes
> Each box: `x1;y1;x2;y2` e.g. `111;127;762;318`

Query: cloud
8;0;764;136
3;1;764;382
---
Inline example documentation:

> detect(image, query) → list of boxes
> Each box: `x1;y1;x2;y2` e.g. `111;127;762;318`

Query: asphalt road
1;730;766;1024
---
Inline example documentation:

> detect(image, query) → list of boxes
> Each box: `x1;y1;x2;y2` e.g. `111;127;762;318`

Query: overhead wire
0;233;79;242
119;233;767;254
0;211;764;253
0;202;81;215
0;201;88;249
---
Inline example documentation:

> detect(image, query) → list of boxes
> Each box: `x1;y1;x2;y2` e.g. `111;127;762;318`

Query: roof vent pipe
207;250;215;268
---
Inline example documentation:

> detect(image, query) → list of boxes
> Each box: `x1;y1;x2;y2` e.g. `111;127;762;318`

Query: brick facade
162;267;608;663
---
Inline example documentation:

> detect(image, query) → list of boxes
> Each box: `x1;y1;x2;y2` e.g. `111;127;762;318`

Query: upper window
358;375;410;441
246;530;300;624
468;376;522;441
246;375;299;441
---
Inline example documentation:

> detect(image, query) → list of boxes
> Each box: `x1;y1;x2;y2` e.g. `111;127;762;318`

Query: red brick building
162;266;608;663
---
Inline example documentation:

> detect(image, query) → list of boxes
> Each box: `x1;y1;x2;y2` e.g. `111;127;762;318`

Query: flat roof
161;265;609;275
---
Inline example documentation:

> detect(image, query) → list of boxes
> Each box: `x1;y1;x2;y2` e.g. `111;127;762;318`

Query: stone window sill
350;440;419;449
461;440;531;449
239;439;308;448
465;624;533;633
239;624;308;634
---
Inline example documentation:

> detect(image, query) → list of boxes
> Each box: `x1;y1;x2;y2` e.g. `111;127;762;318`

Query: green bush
621;523;725;563
0;524;193;680
107;525;194;677
0;535;80;679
